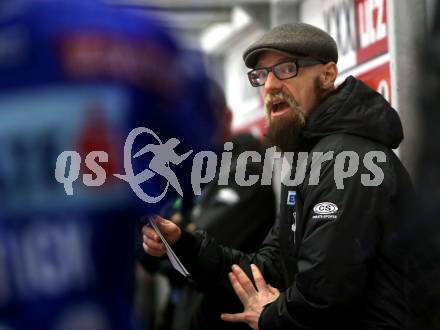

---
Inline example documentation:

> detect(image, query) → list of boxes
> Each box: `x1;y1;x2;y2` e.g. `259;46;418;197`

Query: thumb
156;217;174;230
267;284;280;295
155;216;180;241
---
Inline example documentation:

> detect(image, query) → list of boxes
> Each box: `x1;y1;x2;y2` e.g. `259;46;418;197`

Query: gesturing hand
221;264;280;330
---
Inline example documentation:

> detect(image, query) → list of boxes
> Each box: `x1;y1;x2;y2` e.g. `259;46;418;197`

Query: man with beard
142;23;417;329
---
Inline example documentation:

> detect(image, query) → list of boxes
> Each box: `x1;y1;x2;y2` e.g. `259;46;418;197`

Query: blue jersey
0;1;216;329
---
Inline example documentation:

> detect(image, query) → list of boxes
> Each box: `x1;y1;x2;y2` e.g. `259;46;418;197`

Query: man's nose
263;71;283;93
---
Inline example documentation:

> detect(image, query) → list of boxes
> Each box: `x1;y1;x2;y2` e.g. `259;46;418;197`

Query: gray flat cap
243;22;338;68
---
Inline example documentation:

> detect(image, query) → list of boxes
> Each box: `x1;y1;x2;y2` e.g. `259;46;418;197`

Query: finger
144;241;165;256
251;264;267;292
144;237;166;253
232;264;256;295
143;242;164;257
142;225;155;237
220;312;247;323
142;224;150;235
145;228;161;242
228;272;248;306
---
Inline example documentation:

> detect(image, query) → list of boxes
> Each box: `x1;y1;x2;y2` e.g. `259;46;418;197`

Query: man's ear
320;62;338;89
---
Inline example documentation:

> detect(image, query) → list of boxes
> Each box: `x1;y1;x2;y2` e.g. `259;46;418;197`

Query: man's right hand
142;216;182;257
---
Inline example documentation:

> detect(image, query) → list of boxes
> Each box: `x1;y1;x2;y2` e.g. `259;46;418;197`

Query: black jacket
174;76;416;329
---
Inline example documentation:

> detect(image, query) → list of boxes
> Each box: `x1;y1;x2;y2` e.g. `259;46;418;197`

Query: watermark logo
55;127;193;203
114;127;192;203
55;127;387;203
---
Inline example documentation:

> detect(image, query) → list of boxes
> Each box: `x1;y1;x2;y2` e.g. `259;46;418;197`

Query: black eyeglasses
247;59;324;87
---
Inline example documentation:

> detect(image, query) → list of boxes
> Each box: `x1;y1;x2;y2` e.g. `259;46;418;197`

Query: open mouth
270;99;291;118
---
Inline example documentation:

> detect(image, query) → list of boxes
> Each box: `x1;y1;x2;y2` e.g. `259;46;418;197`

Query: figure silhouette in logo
133;138;192;196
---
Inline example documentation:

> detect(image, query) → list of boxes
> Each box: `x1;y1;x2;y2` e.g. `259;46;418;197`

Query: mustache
264;91;299;113
264;92;305;124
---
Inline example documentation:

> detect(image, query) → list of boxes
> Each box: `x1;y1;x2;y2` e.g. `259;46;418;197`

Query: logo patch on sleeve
287;191;296;205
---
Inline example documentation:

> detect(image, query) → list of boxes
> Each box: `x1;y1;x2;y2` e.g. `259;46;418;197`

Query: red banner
356;61;391;102
355;0;388;64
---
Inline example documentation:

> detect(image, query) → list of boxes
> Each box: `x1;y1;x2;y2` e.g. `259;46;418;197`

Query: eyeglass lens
249;61;298;86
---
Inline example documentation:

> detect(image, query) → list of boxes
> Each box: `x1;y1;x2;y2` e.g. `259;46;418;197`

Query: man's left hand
221;264;280;330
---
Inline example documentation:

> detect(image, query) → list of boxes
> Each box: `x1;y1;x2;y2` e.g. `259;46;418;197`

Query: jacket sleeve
173;216;285;292
259;149;387;329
